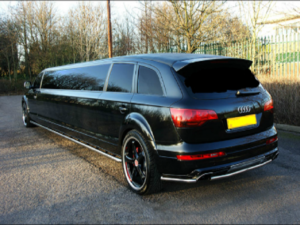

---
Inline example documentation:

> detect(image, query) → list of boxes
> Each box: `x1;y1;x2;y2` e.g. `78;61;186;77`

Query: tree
32;2;58;70
13;1;34;79
69;2;106;62
113;16;136;56
0;17;18;81
150;1;227;53
238;1;275;70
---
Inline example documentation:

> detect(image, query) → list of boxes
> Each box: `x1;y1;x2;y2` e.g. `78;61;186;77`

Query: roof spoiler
173;57;253;72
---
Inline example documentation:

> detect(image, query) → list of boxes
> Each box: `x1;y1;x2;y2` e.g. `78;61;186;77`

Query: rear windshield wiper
236;90;260;96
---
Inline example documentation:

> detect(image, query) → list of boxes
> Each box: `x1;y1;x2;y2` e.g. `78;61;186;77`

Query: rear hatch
171;58;274;144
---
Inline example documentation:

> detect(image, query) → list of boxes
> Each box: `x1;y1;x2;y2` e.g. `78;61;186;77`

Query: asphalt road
1;95;300;224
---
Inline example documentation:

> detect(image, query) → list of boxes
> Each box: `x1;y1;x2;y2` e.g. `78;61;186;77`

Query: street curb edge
275;123;300;134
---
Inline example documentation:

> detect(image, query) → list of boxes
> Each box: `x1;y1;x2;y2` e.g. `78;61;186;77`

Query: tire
122;130;162;195
22;102;35;127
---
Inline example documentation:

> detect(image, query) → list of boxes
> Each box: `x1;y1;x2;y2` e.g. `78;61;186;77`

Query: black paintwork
22;53;278;178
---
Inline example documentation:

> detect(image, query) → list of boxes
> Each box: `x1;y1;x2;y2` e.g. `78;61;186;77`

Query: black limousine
22;53;278;194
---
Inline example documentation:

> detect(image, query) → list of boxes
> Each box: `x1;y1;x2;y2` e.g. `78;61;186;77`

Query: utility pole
107;0;113;58
145;1;148;54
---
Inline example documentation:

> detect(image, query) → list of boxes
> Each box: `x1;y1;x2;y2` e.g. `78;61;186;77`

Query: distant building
258;15;300;37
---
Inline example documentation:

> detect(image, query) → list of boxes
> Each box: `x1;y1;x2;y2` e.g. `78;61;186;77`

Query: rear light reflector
266;136;278;145
170;108;218;127
264;99;274;113
177;151;226;161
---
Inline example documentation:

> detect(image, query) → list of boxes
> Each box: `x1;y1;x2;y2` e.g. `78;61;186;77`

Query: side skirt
30;121;122;163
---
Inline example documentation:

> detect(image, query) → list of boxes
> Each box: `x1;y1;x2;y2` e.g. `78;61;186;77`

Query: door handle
119;107;127;114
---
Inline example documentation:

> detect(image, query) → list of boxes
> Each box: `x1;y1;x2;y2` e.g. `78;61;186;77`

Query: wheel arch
119;112;157;151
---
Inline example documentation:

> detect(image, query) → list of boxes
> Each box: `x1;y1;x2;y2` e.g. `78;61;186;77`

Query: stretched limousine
22;53;278;194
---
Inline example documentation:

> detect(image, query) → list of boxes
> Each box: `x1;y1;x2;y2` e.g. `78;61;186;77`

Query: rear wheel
22;102;34;127
122;130;162;195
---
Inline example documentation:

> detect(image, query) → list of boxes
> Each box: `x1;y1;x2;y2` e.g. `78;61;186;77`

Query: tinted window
41;64;110;90
33;72;43;88
138;66;163;95
177;67;260;99
41;71;57;89
107;64;134;93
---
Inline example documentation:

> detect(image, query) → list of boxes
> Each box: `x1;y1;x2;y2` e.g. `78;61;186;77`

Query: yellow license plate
227;114;257;130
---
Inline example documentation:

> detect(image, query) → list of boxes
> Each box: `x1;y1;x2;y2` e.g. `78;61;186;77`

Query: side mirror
24;81;32;89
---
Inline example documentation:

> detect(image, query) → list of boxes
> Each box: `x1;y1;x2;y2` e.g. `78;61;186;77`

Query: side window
137;66;163;96
60;64;110;90
41;71;58;89
33;72;43;89
41;64;111;90
107;64;134;93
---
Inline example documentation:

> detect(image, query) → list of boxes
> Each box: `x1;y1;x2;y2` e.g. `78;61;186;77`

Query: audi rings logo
238;106;251;114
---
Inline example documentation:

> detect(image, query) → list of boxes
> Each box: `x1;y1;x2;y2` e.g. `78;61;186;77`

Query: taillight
177;151;226;161
264;99;274;113
266;136;277;145
170;108;218;127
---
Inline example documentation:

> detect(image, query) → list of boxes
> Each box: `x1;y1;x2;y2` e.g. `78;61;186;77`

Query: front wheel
122;130;162;195
22;102;34;127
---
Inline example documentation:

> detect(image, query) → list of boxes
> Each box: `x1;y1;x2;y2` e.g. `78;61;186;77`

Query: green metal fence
164;34;300;77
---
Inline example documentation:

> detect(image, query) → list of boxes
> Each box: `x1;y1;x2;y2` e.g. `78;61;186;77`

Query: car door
27;72;44;121
98;63;136;155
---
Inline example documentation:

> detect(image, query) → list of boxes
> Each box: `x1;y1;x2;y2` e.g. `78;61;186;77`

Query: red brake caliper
125;146;132;181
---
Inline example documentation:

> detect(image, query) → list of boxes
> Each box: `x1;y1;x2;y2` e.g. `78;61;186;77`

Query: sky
1;1;300;36
0;1;141;22
1;1;299;17
1;1;299;20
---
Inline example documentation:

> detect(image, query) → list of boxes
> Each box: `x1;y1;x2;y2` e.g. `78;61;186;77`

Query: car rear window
176;67;260;99
138;66;163;96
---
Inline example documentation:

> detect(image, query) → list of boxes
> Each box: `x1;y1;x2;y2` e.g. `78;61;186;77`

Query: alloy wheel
22;103;28;126
123;137;147;191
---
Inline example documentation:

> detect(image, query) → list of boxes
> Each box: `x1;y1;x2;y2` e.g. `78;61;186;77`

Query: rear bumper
156;125;278;176
160;147;278;182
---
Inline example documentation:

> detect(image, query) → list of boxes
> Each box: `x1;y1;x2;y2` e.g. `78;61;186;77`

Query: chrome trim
160;177;196;183
30;121;122;163
237;105;251;114
37;117;118;146
161;172;213;183
210;159;272;180
161;157;274;183
40;89;102;99
39;71;45;89
103;63;114;91
44;61;112;72
228;156;264;171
